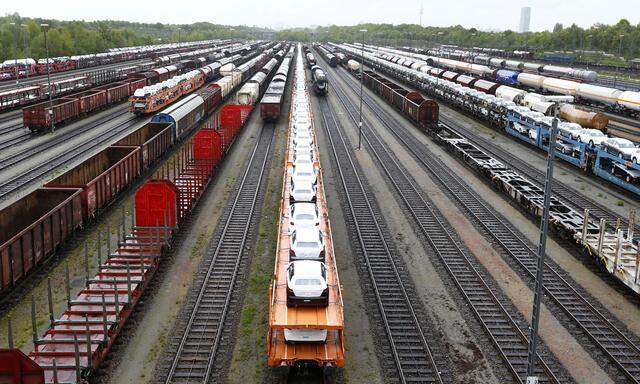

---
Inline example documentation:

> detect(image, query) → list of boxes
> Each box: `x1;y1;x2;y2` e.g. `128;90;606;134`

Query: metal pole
526;118;558;382
41;24;55;133
10;22;18;84
358;29;367;150
22;24;29;80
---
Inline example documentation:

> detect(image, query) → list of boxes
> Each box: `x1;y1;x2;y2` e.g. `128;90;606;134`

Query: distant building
519;6;531;33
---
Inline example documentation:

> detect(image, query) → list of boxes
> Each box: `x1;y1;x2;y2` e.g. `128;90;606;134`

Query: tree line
277;19;640;60
0;13;271;62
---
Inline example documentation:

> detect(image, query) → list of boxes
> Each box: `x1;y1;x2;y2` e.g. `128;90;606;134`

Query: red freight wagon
128;78;147;94
0;188;83;293
94;81;131;104
114;122;174;169
73;89;108;114
22;97;80;132
260;92;284;122
45;146;141;218
197;84;222;114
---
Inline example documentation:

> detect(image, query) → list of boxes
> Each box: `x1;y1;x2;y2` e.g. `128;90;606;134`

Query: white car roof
291;202;318;216
289;260;325;277
293;227;321;242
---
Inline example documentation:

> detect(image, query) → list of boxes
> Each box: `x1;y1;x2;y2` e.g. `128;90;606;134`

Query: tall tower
519;6;531;33
419;1;423;27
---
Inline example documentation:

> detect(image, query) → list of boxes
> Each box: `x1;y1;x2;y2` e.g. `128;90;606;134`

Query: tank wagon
311;65;329;96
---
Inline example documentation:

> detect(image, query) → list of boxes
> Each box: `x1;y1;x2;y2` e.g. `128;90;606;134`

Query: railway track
326;72;560;383
0;106;138;202
318;96;444;383
333;66;640;383
0;59;151;93
0;105;129;171
0;131;31;151
440;111;640;239
161;124;274;383
0;110;22;127
358;65;640;239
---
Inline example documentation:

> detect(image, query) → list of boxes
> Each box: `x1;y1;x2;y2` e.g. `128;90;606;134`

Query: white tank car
618;91;640;112
495;85;527;103
517;73;546;89
542;77;580;96
347;60;361;72
576;83;622;106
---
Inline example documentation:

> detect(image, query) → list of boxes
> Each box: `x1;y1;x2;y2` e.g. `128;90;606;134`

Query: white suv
291;163;317;185
290;179;317;203
289;227;325;261
289;203;320;230
286;260;328;306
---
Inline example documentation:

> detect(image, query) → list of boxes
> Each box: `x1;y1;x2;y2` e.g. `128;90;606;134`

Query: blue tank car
495;69;521;86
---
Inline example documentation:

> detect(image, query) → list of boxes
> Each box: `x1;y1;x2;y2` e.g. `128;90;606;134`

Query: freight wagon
22;77;151;133
362;70;439;131
114;122;174;170
0;188;83;293
44;146;142;218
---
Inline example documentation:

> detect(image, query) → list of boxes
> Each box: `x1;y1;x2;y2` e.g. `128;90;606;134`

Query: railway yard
0;34;639;384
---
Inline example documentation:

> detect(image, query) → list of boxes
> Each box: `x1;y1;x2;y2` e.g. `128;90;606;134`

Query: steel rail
334;66;640;383
319;96;443;384
163;125;274;383
328;70;560;383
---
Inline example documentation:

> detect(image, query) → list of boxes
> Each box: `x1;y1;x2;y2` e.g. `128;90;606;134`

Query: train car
495;69;521;86
196;83;223;114
268;44;345;378
306;53;317;68
114;122;174;170
44;146;142;218
151;94;205;141
0;188;83;294
361;70;439;131
23;97;81;132
311;65;328;96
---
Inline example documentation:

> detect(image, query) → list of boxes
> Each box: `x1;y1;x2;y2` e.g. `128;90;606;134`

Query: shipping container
114;122;174;169
0;188;82;293
22;97;81;132
45;146;141;218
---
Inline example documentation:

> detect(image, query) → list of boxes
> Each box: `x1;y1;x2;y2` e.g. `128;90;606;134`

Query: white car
289;227;325;261
284;329;327;344
602;138;640;162
289;203;320;230
293;121;311;134
286;260;328;306
557;122;583;139
292;152;314;166
293;129;313;144
293;140;313;158
574;129;608;148
290;178;317;203
291;163;317;185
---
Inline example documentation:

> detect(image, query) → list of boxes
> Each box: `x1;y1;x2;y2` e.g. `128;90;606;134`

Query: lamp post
22;24;29;80
41;24;55;133
525;117;558;384
10;22;18;84
358;28;367;151
615;34;624;88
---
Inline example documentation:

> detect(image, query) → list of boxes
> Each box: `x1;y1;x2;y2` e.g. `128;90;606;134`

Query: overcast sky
3;0;638;31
